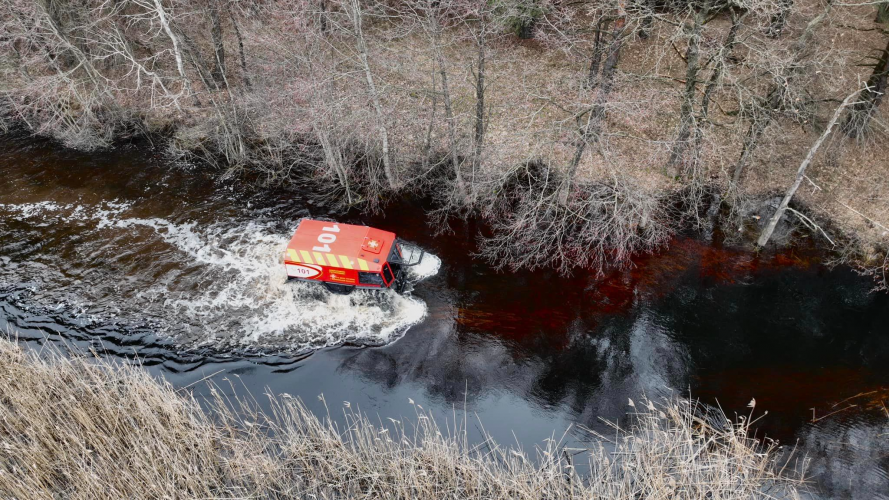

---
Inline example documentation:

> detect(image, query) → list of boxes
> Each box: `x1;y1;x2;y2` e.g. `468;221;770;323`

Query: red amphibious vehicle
284;219;423;294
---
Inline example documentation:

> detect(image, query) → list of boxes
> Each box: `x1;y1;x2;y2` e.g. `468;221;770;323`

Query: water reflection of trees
340;292;690;432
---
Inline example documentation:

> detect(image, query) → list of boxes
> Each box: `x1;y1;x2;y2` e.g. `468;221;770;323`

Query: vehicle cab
284;219;422;294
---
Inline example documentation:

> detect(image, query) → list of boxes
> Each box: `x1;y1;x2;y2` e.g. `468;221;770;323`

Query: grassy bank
0;338;804;499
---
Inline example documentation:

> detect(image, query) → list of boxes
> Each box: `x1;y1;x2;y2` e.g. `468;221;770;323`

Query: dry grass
0;338;806;499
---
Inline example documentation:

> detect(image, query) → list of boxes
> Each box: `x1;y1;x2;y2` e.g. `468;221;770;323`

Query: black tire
323;282;355;295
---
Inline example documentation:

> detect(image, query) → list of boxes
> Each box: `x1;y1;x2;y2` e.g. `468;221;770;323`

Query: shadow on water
2;133;888;499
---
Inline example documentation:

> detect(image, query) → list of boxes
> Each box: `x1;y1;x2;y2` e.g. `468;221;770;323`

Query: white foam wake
0;200;132;226
110;217;436;350
400;243;442;282
1;201;441;352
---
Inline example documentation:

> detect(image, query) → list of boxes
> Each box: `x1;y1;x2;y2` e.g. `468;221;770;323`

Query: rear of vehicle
284;220;421;294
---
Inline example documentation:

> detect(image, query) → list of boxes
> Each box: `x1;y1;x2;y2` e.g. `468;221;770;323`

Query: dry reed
0;338;806;499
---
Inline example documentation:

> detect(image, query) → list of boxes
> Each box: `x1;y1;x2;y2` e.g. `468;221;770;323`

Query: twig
785;207;835;246
837;201;889;233
811;404;857;422
176;369;225;393
831;390;878;408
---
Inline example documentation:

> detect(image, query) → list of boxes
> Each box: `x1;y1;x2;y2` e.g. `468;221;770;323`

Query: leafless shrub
1;0;115;149
0;337;806;499
478;167;674;275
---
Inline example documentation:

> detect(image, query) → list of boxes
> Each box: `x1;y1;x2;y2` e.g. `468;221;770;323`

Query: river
1;134;888;498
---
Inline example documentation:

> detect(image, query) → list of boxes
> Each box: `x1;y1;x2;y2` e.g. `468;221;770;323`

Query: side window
358;272;384;286
382;264;394;285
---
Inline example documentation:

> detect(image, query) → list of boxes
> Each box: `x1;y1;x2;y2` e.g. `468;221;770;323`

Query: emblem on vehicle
286;264;322;279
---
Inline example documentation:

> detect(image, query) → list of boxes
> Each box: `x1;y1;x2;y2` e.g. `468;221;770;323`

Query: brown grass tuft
0;338;806;499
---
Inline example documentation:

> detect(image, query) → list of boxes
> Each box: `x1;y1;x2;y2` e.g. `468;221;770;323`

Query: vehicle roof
285;219;395;272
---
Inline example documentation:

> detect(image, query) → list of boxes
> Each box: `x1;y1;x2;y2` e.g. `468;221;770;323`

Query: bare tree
5;0;118;147
420;0;468;200
344;0;398;189
559;0;627;206
227;3;251;88
587;16;611;88
208;0;227;88
757;89;860;247
768;0;793;37
636;0;655;38
698;7;745;148
146;0;194;98
666;1;709;178
842;33;889;138
97;17;183;110
2;0;887;280
468;2;494;202
732;0;834;187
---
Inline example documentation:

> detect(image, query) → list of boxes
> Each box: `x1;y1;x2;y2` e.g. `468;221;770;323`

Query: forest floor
2;0;887;279
215;0;889;267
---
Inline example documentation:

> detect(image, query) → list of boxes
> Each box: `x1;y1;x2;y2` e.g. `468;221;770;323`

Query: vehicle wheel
323;282;354;295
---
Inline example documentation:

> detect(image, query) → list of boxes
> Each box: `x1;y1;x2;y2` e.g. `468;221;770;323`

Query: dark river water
1;134;888;499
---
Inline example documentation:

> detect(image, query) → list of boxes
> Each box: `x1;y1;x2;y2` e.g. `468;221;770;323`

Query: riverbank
0;337;804;499
3;0;888;286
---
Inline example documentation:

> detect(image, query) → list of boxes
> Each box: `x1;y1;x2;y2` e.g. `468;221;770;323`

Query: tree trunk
320;0;329;33
559;0;625;206
425;0;466;200
152;0;192;98
695;9;744;161
472;16;488;202
768;0;793;37
208;0;227;88
316;124;352;204
732;111;771;185
700;9;743;119
227;5;251;89
33;0;119;125
179;31;215;97
842;36;889;138
518;18;535;39
422;66;437;173
437;54;466;200
638;0;654;39
587;18;610;88
349;0;397;189
36;0;102;88
732;0;832;187
40;0;74;67
757;91;857;247
667;6;706;177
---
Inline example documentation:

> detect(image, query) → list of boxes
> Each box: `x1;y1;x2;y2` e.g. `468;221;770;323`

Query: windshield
388;239;422;266
382;264;394;285
387;242;404;264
